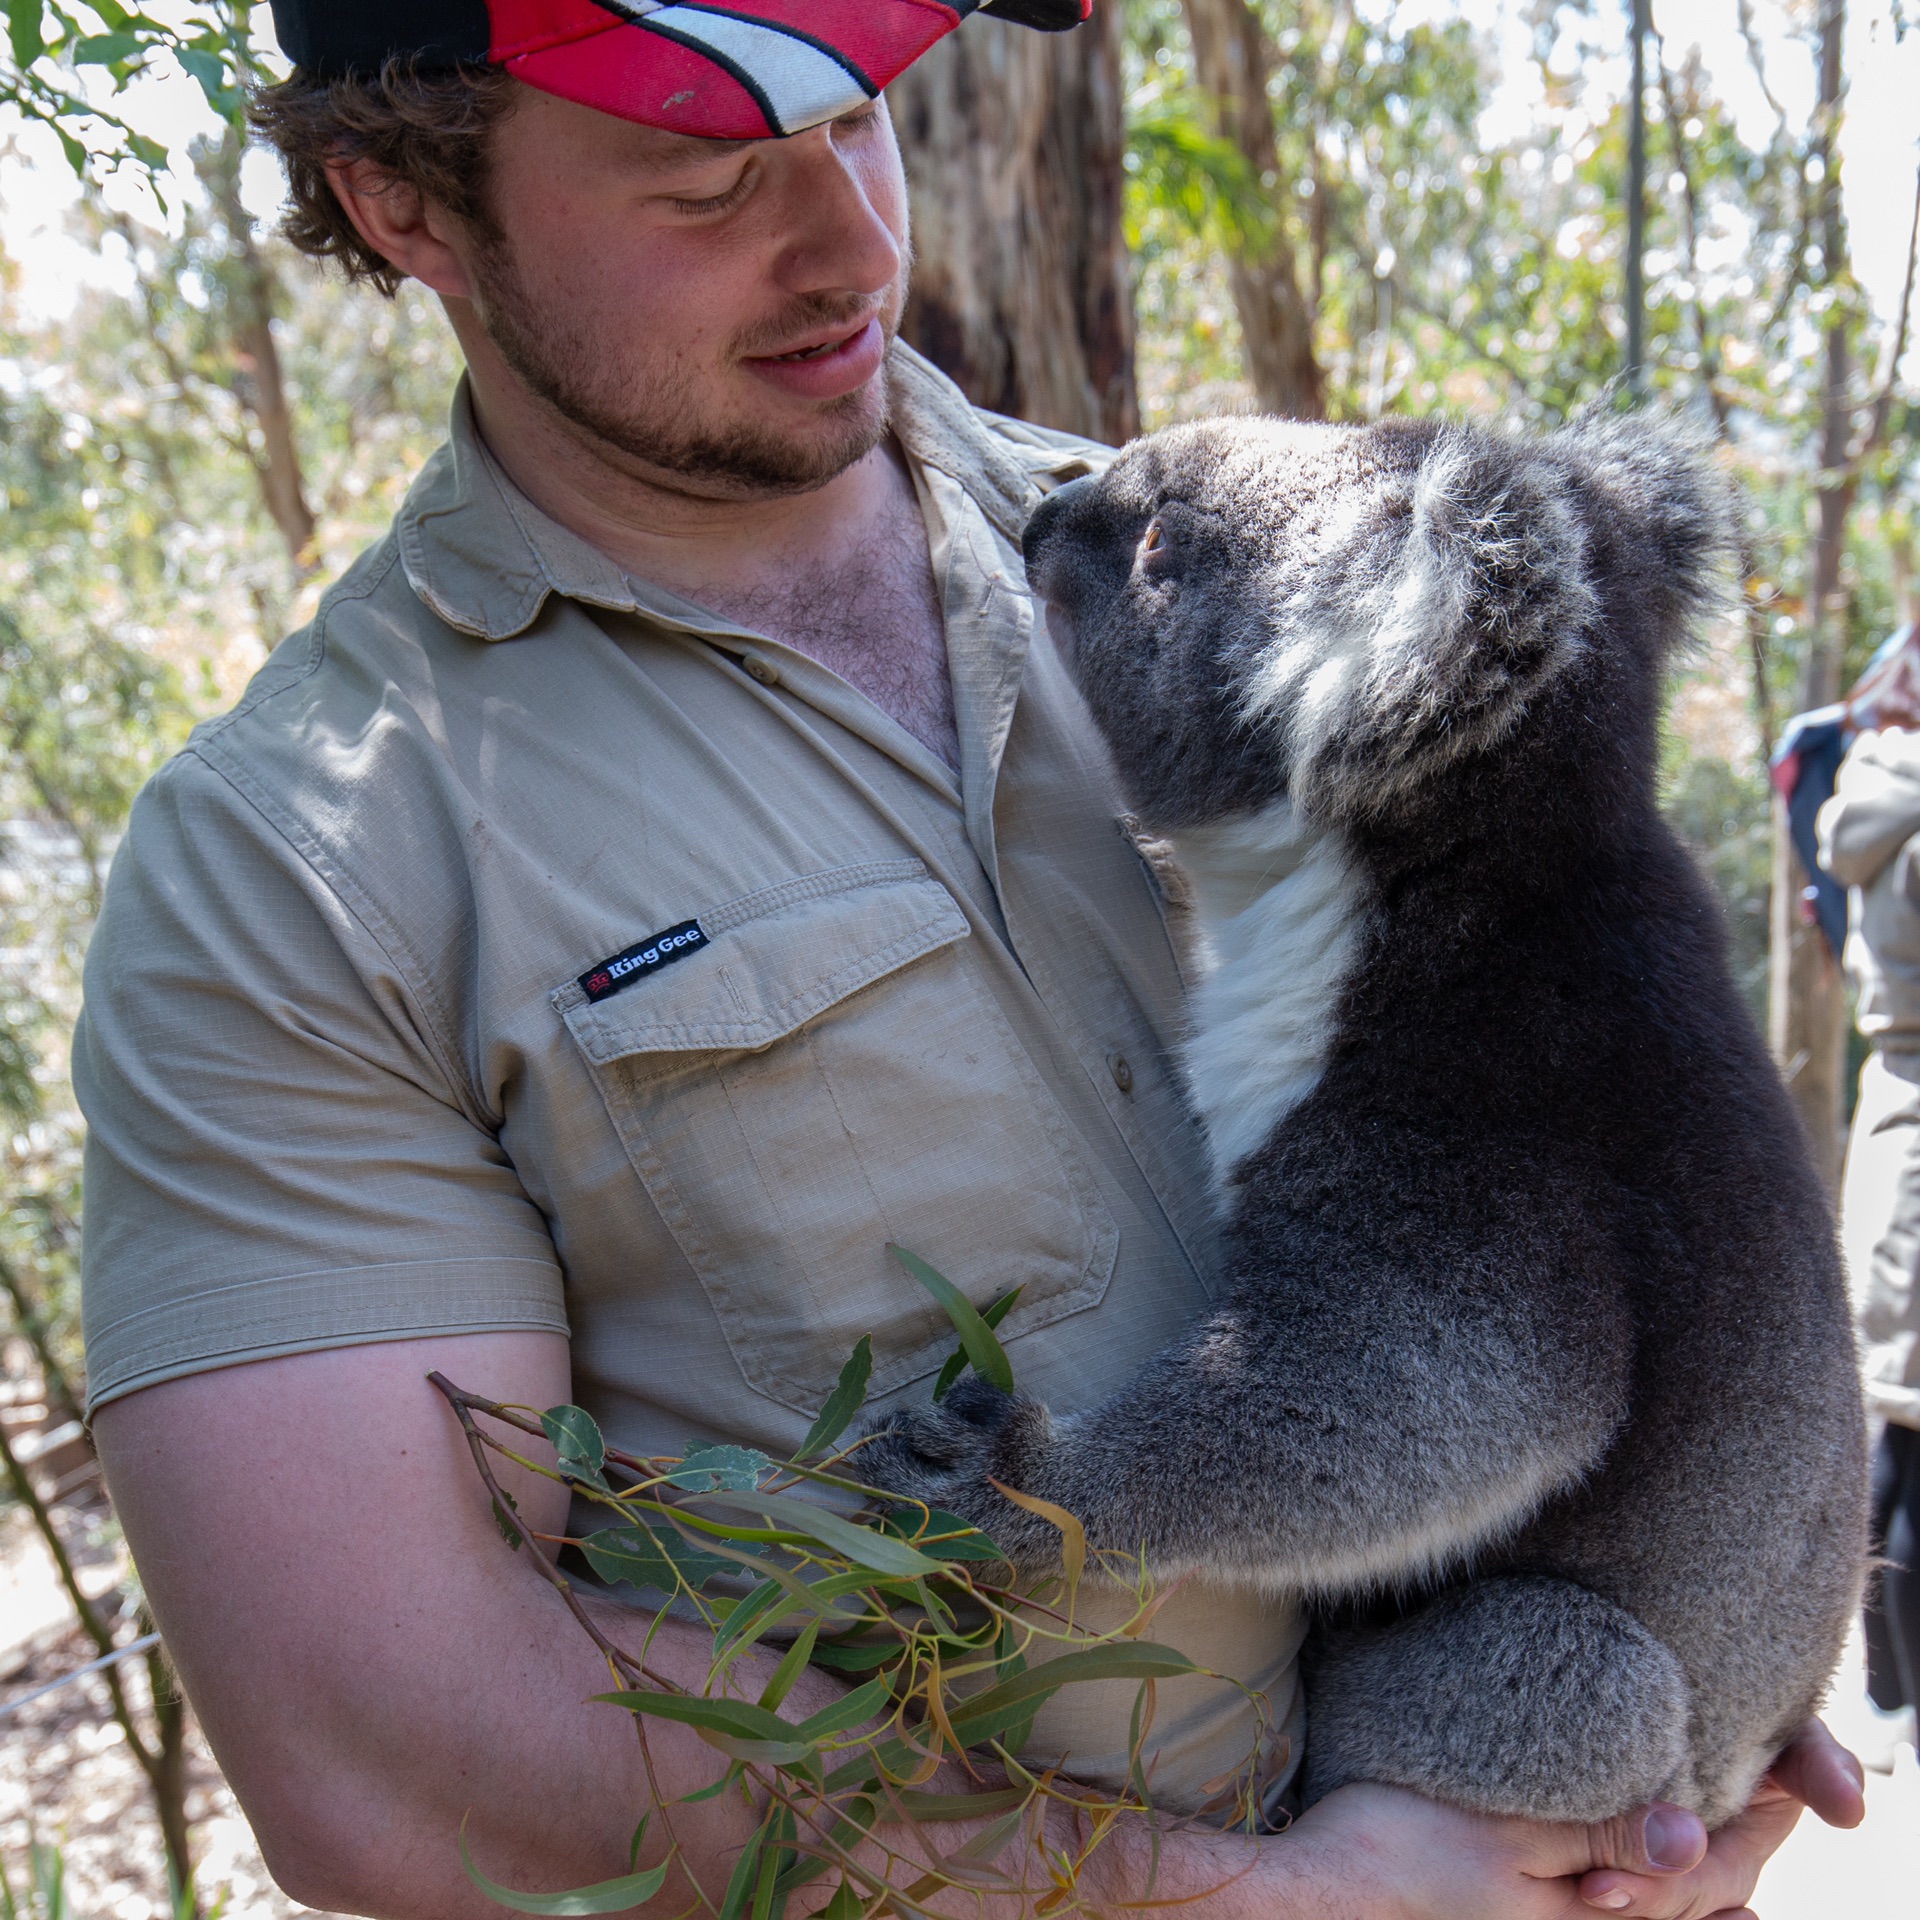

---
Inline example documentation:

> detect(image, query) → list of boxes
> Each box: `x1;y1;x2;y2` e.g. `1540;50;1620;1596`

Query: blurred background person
1819;621;1920;1772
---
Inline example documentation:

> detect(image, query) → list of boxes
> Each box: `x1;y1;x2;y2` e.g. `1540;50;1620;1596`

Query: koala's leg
1300;1575;1694;1823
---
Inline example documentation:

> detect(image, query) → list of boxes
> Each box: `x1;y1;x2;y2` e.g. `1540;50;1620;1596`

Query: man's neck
460;335;960;768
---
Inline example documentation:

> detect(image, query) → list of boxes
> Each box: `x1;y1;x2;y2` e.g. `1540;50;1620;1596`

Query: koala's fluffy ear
1555;405;1736;637
1268;425;1601;818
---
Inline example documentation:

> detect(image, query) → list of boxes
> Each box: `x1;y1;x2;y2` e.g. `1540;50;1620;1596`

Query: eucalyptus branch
429;1254;1263;1920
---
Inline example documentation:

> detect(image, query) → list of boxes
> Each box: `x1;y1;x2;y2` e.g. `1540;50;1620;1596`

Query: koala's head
1023;410;1728;831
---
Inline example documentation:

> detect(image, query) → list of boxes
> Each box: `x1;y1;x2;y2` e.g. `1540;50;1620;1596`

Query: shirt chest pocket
558;862;1119;1416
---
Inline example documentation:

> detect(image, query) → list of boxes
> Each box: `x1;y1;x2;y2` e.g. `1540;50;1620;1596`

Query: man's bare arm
92;1331;1850;1920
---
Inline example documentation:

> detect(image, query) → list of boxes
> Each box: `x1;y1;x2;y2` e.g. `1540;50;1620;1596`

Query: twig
426;1373;670;1691
0;1632;162;1719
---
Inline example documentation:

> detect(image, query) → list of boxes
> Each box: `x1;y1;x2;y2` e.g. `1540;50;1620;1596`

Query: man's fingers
1767;1717;1866;1828
1577;1790;1801;1918
1582;1803;1708;1878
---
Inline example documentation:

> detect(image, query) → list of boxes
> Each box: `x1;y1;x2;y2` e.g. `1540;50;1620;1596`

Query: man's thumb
1584;1802;1709;1877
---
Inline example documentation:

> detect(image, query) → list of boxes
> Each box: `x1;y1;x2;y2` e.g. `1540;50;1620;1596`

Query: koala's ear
1400;427;1601;662
1555;405;1736;632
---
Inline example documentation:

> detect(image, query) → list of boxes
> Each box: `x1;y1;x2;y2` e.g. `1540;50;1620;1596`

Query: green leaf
459;1826;668;1915
580;1523;730;1594
891;1787;1029;1821
541;1405;609;1488
6;0;45;67
882;1507;1004;1562
676;1762;744;1805
798;1336;872;1457
807;1640;904;1674
594;1689;819;1767
792;1675;892;1742
815;1882;866;1920
716;1823;765;1920
492;1490;523;1552
668;1444;770;1492
944;1641;1200;1750
72;32;141;65
931;1287;1023;1401
757;1621;820;1713
691;1489;945;1580
888;1247;1015;1394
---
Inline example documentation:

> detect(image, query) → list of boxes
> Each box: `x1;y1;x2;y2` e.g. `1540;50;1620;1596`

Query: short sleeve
77;750;566;1412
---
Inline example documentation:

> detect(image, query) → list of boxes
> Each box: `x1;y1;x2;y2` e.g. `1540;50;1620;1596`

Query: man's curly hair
248;61;521;297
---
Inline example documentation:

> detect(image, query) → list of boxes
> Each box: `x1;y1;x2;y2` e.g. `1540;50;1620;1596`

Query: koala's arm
861;1193;1636;1589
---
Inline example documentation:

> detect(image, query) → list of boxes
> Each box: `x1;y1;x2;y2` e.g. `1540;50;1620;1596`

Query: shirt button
1106;1051;1135;1095
742;654;780;687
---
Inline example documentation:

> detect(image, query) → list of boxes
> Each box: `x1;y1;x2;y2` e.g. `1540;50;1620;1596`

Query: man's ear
323;159;478;301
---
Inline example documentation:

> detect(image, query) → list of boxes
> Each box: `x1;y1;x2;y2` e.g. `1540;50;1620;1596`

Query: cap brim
505;1;964;140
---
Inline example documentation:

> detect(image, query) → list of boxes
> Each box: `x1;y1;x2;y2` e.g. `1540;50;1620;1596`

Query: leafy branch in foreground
431;1252;1276;1919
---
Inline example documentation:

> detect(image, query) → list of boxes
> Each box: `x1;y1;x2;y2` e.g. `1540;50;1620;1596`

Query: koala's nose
1021;474;1096;597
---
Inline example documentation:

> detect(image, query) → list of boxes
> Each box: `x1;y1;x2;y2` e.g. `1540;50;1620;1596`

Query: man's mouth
742;315;888;399
770;335;854;362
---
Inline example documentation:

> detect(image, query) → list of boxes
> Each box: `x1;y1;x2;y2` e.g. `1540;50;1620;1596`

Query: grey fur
860;410;1868;1825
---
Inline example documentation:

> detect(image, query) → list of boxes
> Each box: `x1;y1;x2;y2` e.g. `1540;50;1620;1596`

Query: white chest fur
1166;800;1370;1184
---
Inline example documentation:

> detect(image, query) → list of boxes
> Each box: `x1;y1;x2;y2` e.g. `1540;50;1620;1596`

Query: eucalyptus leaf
669;1443;771;1492
692;1488;945;1580
798;1335;872;1457
888;1247;1015;1394
581;1523;729;1594
931;1286;1023;1401
459;1828;668;1916
815;1882;866;1920
716;1821;765;1920
757;1620;820;1712
541;1404;609;1488
792;1675;892;1742
945;1641;1200;1749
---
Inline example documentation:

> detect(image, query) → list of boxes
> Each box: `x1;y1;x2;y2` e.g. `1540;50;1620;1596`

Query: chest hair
712;504;958;770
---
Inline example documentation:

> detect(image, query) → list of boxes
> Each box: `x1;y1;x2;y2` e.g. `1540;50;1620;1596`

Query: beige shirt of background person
75;343;1304;1814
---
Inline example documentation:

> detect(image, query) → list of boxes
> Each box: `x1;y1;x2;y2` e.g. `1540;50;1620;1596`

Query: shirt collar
394;341;1077;645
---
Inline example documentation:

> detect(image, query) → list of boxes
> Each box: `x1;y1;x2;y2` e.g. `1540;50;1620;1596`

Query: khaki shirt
76;343;1301;1809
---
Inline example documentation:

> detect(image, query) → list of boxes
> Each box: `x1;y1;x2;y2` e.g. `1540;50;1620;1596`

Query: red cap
270;2;1093;141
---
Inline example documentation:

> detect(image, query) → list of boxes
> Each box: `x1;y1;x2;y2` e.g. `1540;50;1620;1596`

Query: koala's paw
854;1378;1065;1569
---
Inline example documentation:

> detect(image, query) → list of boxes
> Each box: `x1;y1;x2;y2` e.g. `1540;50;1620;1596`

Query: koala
862;410;1869;1827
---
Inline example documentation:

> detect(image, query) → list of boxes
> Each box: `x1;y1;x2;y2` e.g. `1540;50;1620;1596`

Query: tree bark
1179;0;1324;419
1770;0;1852;1188
888;10;1138;444
194;131;318;568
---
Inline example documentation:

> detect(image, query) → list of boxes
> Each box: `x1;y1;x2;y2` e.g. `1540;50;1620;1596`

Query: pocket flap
555;860;970;1061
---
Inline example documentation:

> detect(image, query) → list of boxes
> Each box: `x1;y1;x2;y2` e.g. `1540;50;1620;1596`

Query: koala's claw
854;1383;1062;1566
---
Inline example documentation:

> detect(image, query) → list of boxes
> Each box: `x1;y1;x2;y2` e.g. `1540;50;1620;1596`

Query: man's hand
1573;1719;1866;1918
1274;1719;1865;1920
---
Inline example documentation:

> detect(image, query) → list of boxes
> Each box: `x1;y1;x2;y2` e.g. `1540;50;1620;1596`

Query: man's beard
470;237;895;498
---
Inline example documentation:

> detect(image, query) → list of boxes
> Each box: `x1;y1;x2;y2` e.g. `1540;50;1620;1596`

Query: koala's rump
1247;824;1867;1822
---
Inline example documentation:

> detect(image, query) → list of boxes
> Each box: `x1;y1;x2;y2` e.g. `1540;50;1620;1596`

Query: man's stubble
470;233;904;499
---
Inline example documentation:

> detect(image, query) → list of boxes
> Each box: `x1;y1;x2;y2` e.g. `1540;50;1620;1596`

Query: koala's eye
1138;516;1175;577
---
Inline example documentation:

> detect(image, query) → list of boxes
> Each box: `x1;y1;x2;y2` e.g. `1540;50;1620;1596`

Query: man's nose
774;128;905;298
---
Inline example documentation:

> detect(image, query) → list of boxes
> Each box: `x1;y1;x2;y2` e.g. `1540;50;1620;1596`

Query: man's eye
670;169;754;217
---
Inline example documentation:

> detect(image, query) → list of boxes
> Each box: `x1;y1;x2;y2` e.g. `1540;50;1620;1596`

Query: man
78;4;1860;1916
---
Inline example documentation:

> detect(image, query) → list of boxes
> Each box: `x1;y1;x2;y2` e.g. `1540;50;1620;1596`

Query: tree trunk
195;131;318;568
888;9;1138;444
1770;0;1853;1187
1179;0;1324;419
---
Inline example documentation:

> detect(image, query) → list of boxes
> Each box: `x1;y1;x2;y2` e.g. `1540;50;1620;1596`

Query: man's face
461;84;912;498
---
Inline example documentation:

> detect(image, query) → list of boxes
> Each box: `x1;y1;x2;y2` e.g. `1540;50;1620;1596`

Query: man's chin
638;384;891;500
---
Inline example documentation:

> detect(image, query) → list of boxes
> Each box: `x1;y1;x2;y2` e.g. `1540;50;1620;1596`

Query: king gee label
578;919;709;1004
